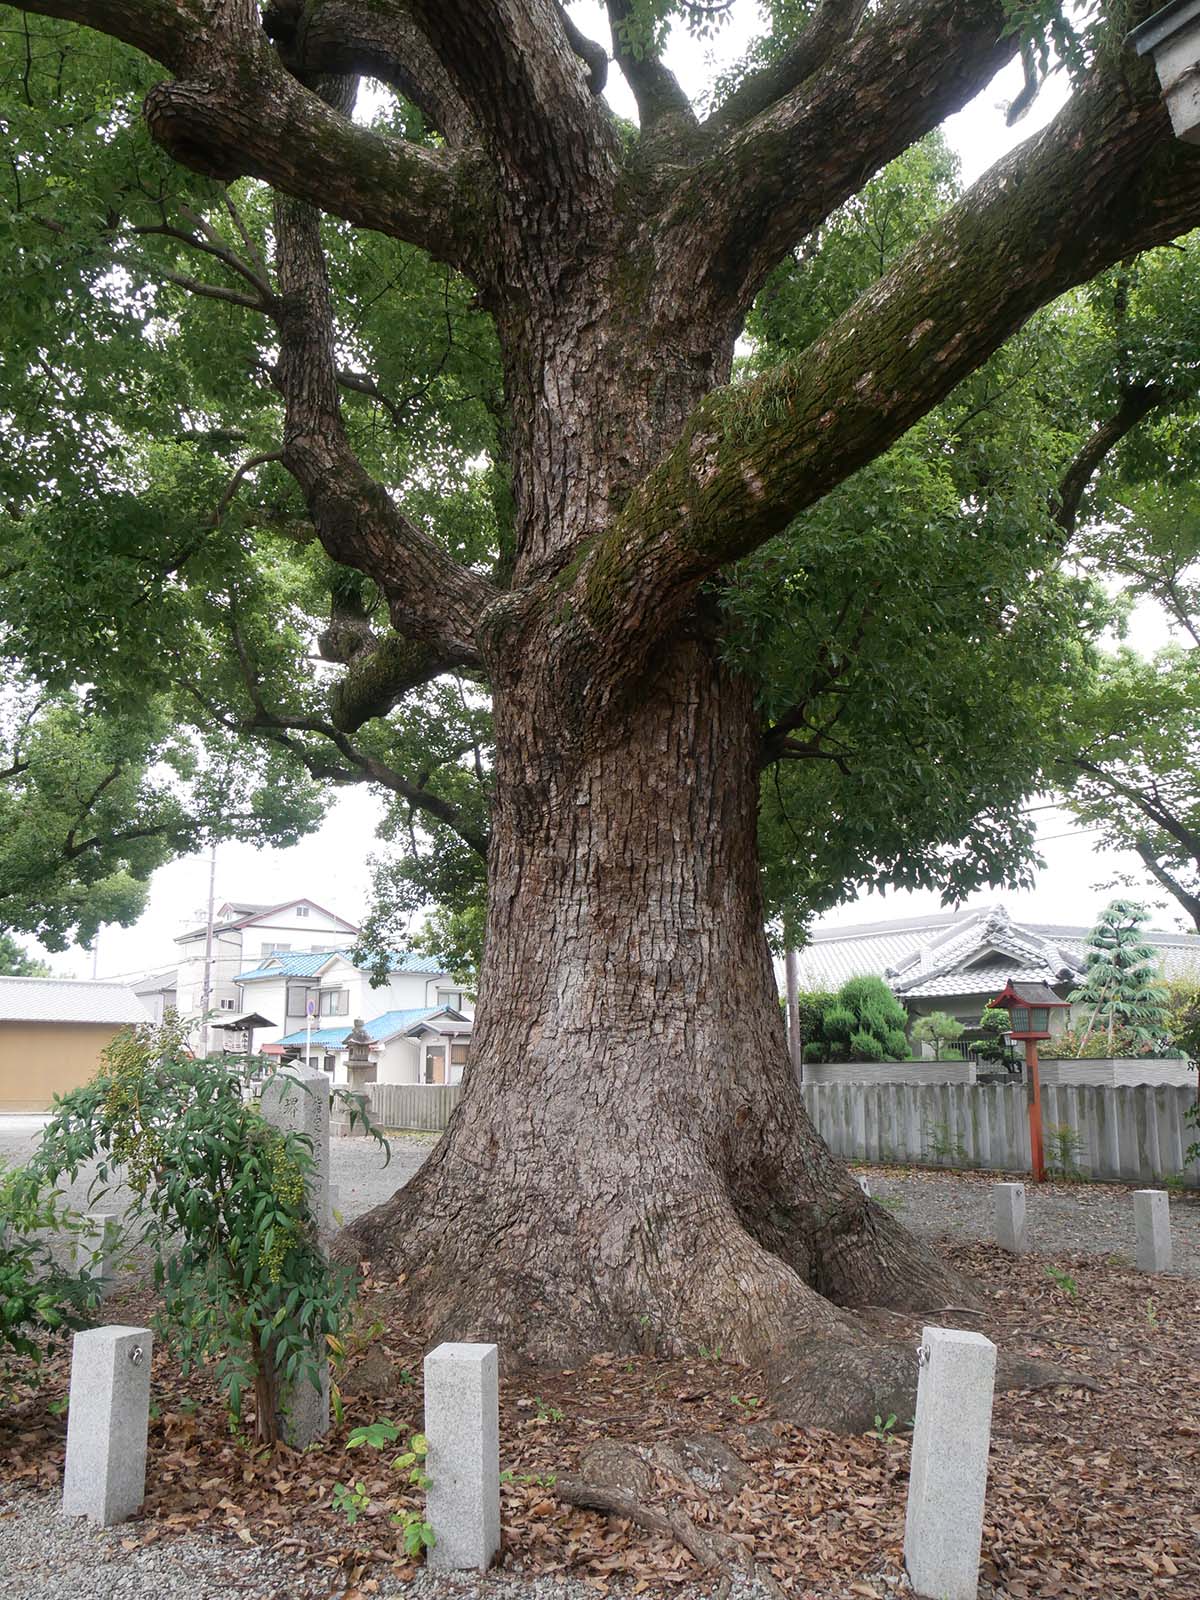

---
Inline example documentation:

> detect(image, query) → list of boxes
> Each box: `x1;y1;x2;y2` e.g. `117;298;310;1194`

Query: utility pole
785;948;802;1084
199;841;217;1058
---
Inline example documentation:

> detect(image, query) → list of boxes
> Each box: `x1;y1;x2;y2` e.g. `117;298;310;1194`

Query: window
296;905;310;917
263;943;291;955
287;985;317;1018
220;997;237;1011
320;989;349;1016
437;988;464;1011
322;1054;335;1074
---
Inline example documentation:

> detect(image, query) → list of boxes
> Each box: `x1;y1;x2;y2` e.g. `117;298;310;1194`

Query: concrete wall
1039;1057;1194;1088
803;1060;977;1086
368;1081;462;1131
0;1022;126;1112
801;1080;1200;1187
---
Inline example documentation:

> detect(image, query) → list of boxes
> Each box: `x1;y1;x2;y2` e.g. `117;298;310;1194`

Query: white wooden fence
800;1081;1200;1187
368;1082;461;1132
366;1078;1200;1187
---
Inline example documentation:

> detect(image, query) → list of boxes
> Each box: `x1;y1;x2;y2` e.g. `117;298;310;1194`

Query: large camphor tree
6;0;1200;1418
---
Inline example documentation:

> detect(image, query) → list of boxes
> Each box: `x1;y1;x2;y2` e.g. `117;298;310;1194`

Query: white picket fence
366;1078;1200;1187
800;1080;1200;1187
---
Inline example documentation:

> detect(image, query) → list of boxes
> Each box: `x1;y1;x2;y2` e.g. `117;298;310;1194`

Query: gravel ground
5;1112;1193;1276
0;1487;841;1600
854;1162;1200;1275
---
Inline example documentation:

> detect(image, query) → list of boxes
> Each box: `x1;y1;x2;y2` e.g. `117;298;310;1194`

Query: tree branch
672;0;1014;313
1054;383;1172;537
272;190;496;665
13;0;487;271
706;0;869;132
1133;837;1200;933
262;0;480;148
400;0;619;193
556;56;1200;715
606;0;695;131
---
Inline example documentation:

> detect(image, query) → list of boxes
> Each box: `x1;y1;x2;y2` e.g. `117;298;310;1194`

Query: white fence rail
800;1081;1200;1187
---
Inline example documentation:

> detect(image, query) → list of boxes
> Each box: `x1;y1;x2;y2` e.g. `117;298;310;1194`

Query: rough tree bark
14;0;1200;1424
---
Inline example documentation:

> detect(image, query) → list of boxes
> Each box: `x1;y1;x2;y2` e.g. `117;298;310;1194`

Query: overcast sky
37;9;1190;981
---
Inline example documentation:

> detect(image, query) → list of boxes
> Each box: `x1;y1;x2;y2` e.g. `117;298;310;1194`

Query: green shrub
0;1161;99;1361
26;1020;381;1445
815;977;910;1062
911;1011;965;1059
1069;899;1170;1054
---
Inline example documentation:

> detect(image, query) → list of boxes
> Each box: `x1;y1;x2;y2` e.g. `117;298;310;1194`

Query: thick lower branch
272;192;495;662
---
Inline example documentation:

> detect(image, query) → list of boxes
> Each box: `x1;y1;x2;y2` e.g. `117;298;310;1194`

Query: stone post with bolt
62;1325;153;1525
992;1182;1028;1254
904;1324;997;1600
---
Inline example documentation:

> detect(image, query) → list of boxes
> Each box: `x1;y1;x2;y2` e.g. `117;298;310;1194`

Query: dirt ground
2;1162;1197;1600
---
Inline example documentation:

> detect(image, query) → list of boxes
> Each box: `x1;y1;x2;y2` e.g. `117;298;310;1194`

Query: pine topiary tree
818;977;910;1063
1070;900;1170;1055
911;1011;966;1060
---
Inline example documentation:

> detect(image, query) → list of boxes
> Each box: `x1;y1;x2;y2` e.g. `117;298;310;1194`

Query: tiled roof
0;977;150;1026
897;966;1070;999
794;903;1200;992
235;950;344;983
236;948;451;984
276;1007;467;1049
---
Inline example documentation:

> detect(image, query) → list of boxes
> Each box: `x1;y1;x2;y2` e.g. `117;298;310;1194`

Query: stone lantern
1131;0;1200;144
345;1017;376;1090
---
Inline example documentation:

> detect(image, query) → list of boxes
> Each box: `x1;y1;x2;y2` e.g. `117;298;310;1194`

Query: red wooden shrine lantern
988;980;1071;1183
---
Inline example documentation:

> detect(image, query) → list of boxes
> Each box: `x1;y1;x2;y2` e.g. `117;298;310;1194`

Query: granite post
424;1342;500;1571
904;1324;997;1600
260;1067;332;1444
61;1325;152;1525
992;1182;1028;1254
1133;1189;1172;1273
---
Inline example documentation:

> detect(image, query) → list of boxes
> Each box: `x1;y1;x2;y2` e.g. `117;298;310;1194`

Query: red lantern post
988;980;1071;1184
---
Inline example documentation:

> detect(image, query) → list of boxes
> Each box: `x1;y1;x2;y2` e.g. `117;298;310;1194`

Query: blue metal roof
237;949;449;984
276;1007;462;1050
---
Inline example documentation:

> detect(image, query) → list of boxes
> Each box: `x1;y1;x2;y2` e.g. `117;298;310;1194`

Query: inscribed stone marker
1133;1189;1172;1273
260;1067;332;1444
904;1324;997;1600
424;1341;500;1571
992;1182;1027;1254
61;1325;152;1525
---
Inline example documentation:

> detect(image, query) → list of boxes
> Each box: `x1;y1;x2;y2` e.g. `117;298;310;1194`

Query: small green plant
867;1412;899;1441
342;1422;436;1557
922;1121;968;1166
876;1194;906;1214
501;1469;558;1488
730;1393;763;1410
332;1479;371;1525
1043;1265;1078;1298
1045;1123;1085;1182
698;1342;723;1361
533;1396;564;1423
1145;1298;1159;1328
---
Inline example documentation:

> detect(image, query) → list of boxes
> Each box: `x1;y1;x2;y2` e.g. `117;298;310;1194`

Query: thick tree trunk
343;622;968;1424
